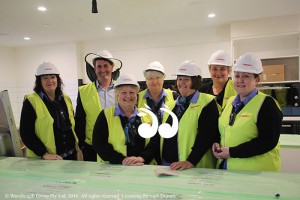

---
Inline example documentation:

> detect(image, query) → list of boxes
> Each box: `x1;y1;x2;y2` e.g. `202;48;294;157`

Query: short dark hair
34;74;63;95
254;74;260;78
191;76;202;90
175;75;202;91
93;57;114;67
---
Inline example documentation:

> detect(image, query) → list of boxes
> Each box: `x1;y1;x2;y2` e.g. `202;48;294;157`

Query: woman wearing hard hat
199;50;236;110
138;61;178;131
212;53;282;171
20;62;82;160
160;60;220;170
92;73;158;165
138;61;178;164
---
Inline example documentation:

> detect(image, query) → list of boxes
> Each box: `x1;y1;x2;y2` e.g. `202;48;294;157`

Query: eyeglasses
229;112;236;126
57;107;71;131
124;118;138;146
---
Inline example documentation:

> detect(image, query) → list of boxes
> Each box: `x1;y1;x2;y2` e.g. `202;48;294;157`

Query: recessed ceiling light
37;6;47;11
208;13;216;18
24;37;31;40
105;27;112;31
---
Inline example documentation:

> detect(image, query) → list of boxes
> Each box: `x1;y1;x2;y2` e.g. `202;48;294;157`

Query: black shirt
20;93;75;157
199;80;228;107
92;109;160;164
74;92;87;148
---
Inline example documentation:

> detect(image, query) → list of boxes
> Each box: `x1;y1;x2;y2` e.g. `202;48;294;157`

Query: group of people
19;49;283;172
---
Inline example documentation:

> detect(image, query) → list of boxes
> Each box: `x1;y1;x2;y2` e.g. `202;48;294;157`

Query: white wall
1;42;79;127
0;46;18;126
81;26;231;82
0;46;16;83
231;14;300;60
231;15;299;38
1;26;231;127
231;14;300;80
2;15;300;127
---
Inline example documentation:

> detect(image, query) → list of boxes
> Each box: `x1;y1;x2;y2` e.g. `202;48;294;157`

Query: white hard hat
208;50;232;66
175;60;201;77
115;73;139;87
36;62;60;76
144;61;165;75
233;53;263;74
92;49;122;68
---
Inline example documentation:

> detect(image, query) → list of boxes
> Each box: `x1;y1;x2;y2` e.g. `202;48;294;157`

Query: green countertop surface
0;156;299;200
280;134;300;148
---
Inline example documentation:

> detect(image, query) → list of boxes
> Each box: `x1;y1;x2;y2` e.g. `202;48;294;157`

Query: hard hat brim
35;73;59;77
86;53;122;69
114;83;139;88
233;68;263;74
208;62;231;67
144;69;165;76
173;72;196;77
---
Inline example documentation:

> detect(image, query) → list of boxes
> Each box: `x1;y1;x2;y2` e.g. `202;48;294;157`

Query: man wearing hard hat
200;50;236;110
75;50;122;161
212;53;282;171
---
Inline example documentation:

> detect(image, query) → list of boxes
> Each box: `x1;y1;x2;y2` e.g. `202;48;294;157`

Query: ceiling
1;0;300;47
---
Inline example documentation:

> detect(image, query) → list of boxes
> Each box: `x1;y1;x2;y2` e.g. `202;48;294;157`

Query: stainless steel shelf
283;116;300;121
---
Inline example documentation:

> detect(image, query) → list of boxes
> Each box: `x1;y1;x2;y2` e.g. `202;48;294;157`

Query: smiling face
94;59;114;82
209;65;230;86
177;75;195;97
145;71;164;94
233;71;259;100
116;85;138;110
41;74;57;95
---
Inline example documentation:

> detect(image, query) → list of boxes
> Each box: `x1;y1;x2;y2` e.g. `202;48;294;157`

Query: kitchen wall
1;43;79;126
80;25;231;83
0;15;299;127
